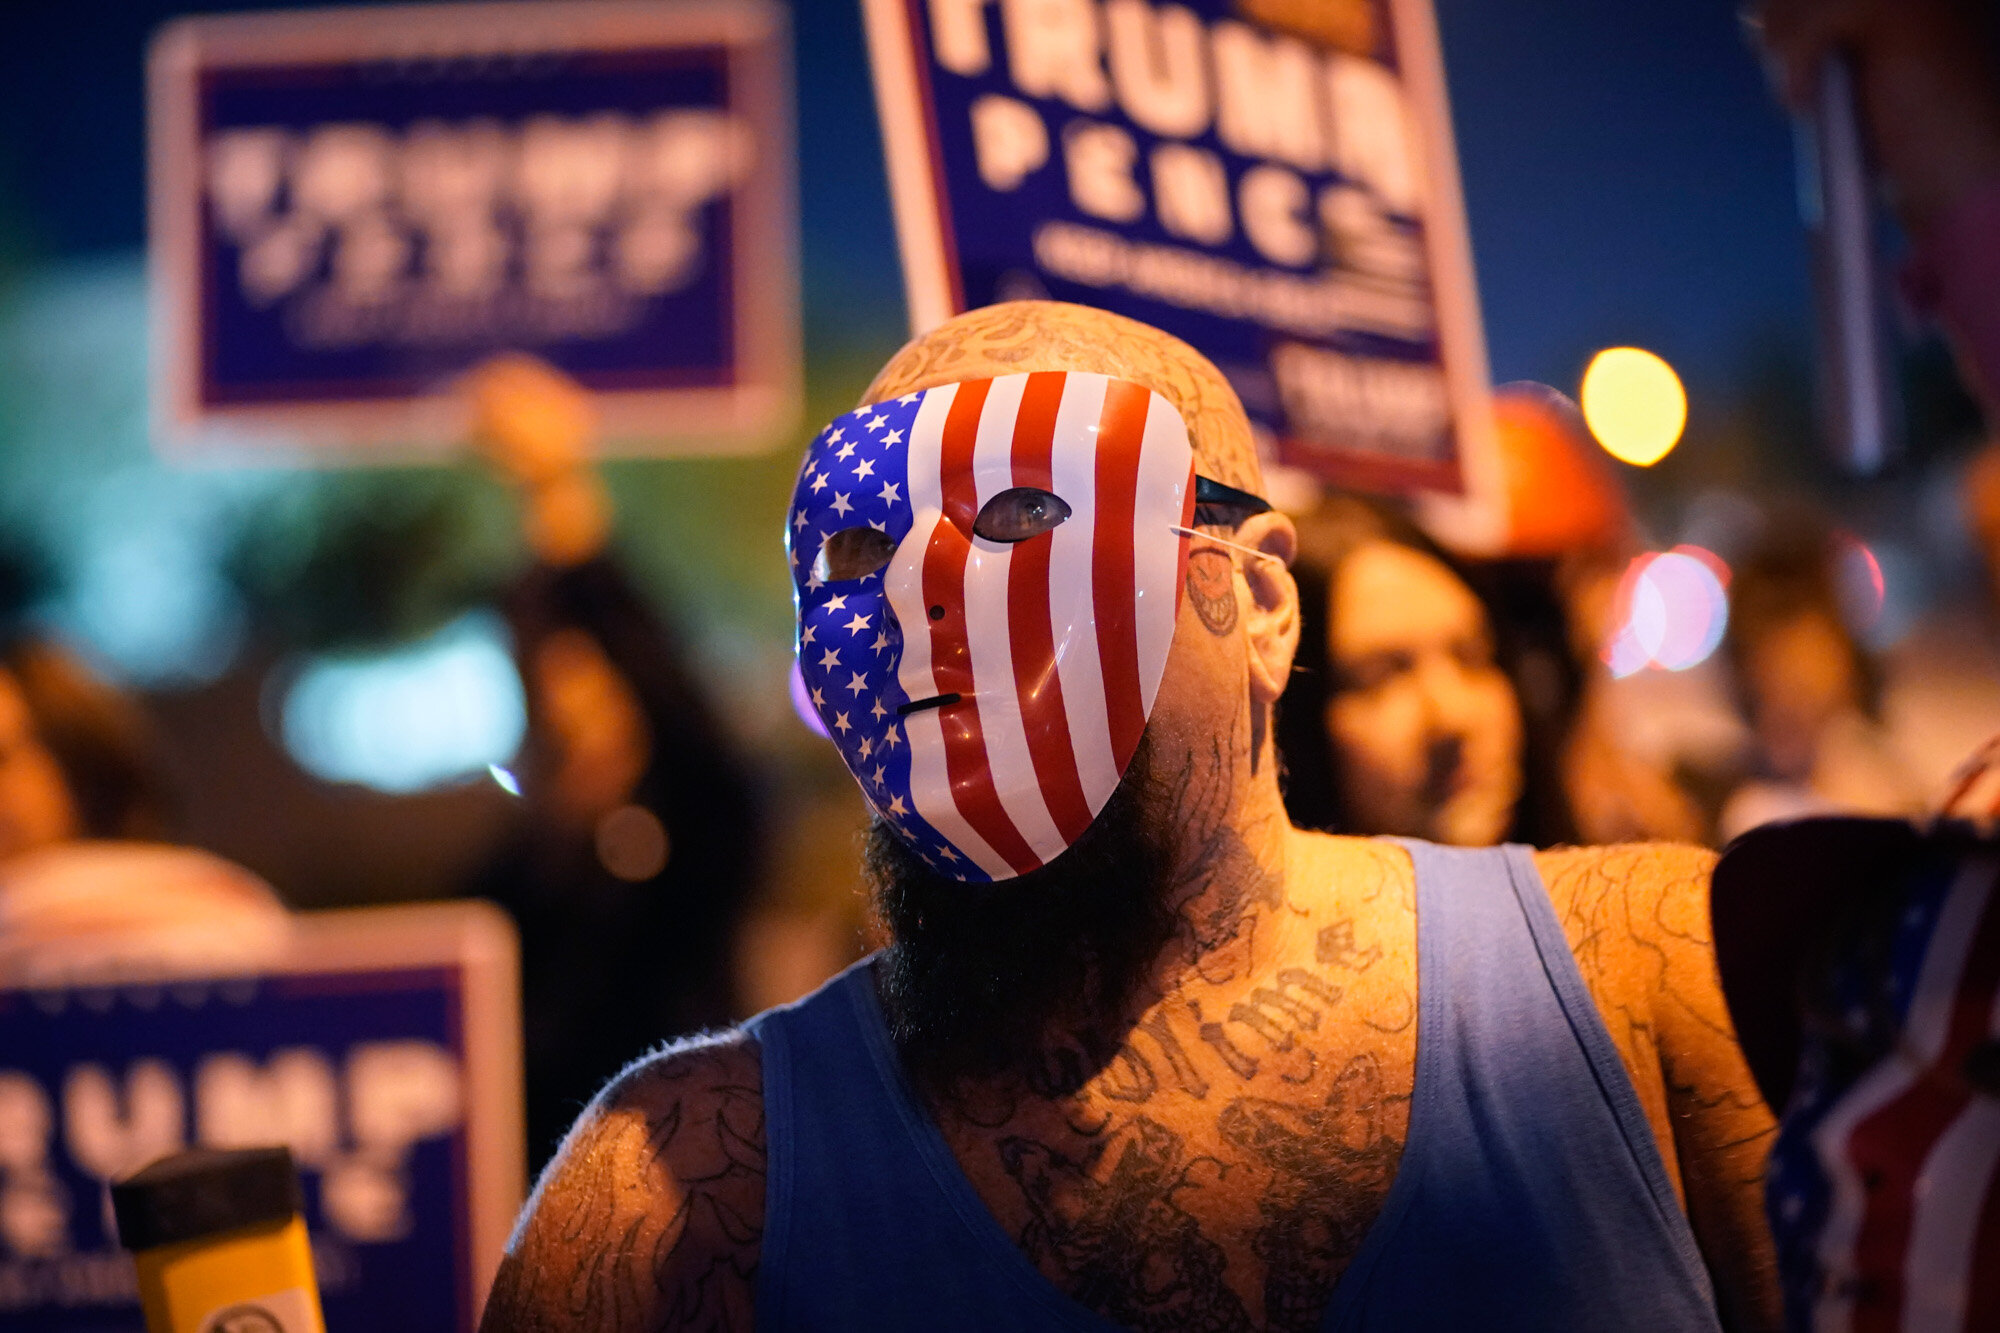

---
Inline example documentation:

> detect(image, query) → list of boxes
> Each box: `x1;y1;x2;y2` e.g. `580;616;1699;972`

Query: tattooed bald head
865;300;1266;496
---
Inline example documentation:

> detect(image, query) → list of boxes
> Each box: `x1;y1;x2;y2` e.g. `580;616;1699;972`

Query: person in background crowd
487;301;1778;1331
1707;2;2000;1327
1871;438;2000;801
0;635;172;859
1480;381;1714;845
1276;491;1575;846
0;634;287;982
1553;546;1723;844
1716;515;1924;841
463;355;764;1171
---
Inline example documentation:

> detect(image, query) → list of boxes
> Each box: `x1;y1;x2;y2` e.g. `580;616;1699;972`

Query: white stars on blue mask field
789;392;983;879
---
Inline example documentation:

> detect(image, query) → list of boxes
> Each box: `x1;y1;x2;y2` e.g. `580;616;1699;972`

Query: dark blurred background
0;0;1982;944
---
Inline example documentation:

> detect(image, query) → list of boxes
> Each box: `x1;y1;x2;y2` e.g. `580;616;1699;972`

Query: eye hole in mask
973;487;1072;543
813;525;898;583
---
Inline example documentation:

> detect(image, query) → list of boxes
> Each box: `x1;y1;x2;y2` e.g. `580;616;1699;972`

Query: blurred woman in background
1277;492;1575;846
0;633;286;983
0;635;171;859
464;356;764;1169
1717;515;1924;840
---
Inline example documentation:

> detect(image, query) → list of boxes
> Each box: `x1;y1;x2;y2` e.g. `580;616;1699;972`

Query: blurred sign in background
0;902;521;1332
0;0;1979;922
150;0;799;457
863;0;1496;512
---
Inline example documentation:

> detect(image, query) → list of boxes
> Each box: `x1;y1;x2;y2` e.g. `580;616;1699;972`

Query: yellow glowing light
1580;347;1687;467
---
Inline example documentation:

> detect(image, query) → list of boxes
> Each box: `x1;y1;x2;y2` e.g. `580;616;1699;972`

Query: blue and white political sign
861;0;1500;522
150;0;799;458
0;903;522;1332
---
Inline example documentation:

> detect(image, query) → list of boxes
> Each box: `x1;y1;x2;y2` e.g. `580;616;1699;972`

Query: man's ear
1239;512;1299;707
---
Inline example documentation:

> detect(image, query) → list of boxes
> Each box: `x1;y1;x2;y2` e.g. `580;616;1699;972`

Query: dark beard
869;735;1179;1098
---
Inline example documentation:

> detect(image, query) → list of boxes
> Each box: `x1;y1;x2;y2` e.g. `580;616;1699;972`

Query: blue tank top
743;841;1723;1331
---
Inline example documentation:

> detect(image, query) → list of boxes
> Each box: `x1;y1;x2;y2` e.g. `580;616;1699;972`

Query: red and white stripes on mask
788;372;1195;882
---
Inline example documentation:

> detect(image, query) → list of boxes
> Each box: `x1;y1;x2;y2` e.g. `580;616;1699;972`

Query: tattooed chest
943;922;1415;1333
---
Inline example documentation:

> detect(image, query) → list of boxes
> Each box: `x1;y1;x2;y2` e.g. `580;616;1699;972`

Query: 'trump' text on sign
150;0;799;458
0;902;521;1333
863;0;1496;504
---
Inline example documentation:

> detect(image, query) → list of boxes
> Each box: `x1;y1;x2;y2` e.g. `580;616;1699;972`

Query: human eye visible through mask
787;370;1197;883
813;525;897;583
973;487;1071;543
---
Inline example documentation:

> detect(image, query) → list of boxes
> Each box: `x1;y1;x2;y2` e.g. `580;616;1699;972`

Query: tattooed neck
1152;712;1299;976
928;829;1418;1333
936;720;1308;1116
895;662;1425;1333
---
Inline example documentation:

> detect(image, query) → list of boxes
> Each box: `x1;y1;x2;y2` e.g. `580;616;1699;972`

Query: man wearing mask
483;301;1778;1331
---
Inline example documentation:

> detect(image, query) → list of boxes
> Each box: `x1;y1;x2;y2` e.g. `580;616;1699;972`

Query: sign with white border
0;901;523;1332
860;0;1503;540
149;0;799;460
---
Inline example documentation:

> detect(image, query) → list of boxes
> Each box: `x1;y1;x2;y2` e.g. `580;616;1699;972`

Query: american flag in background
1767;850;2000;1332
789;371;1195;883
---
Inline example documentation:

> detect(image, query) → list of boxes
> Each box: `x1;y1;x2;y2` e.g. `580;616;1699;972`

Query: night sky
0;0;1813;408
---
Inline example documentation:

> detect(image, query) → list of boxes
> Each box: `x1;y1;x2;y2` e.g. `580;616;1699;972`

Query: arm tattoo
1537;845;1781;1330
481;1037;766;1333
1540;847;1769;1123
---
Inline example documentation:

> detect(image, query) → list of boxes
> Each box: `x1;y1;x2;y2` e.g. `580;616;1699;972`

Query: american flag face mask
787;371;1203;883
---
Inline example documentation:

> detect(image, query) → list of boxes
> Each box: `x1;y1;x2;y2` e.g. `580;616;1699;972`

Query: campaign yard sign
0;903;522;1333
150;0;798;458
862;0;1499;516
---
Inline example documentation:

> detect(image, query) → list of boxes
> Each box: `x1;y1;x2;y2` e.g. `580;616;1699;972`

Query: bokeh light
789;657;831;739
1833;532;1885;632
1490;381;1629;557
281;612;526;794
1580;347;1687;467
1603;546;1731;677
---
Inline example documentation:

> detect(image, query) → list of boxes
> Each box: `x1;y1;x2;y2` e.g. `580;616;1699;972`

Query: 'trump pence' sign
863;0;1498;516
150;0;799;458
0;903;522;1333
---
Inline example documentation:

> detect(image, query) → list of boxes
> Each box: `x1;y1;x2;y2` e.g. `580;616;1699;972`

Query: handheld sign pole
1801;53;1899;476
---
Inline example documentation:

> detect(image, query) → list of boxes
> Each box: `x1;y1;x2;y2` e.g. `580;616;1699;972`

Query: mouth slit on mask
898;693;961;716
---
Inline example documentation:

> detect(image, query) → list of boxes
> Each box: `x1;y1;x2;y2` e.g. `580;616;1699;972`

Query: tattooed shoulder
481;1031;766;1333
1534;841;1715;986
1532;843;1779;1328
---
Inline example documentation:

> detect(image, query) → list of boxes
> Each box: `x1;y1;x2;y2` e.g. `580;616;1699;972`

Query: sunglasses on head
1194;475;1272;515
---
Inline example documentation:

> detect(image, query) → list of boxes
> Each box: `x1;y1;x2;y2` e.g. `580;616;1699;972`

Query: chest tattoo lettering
960;909;1412;1332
